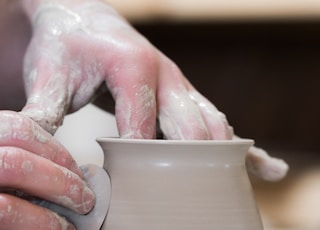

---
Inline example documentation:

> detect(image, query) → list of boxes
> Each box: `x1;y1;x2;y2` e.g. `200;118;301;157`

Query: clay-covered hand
20;0;288;180
20;0;231;139
0;111;94;230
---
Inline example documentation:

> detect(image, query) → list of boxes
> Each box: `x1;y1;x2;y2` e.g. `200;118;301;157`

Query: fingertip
266;157;289;181
158;108;210;140
187;90;232;140
246;146;289;181
80;185;96;214
52;212;76;230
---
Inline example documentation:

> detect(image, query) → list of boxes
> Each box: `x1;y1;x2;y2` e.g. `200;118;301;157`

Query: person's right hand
0;111;95;230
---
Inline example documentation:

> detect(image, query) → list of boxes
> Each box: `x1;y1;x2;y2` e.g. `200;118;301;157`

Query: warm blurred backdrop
105;0;320;22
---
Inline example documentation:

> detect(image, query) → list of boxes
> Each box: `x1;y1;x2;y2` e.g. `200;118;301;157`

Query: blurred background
1;0;320;229
25;0;320;229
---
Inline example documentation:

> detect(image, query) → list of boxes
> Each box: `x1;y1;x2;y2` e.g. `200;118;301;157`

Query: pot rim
96;137;254;146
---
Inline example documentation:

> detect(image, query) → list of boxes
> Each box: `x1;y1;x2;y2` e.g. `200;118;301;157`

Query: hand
20;0;231;139
0;111;95;230
20;0;288;180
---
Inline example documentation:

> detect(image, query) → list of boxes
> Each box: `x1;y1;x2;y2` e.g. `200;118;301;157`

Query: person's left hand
0;110;95;229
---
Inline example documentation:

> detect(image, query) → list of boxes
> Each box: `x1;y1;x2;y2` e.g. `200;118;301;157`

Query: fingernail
54;212;76;230
82;186;95;214
67;223;76;230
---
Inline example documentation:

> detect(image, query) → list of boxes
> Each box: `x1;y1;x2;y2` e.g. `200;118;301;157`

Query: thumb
234;136;289;181
246;146;289;181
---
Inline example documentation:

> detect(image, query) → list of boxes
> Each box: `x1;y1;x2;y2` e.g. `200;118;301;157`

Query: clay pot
97;138;263;230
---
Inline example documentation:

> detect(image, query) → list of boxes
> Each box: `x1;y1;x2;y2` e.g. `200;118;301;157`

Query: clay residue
21;160;34;175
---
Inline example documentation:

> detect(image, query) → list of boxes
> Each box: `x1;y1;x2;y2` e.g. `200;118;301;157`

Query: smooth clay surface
98;138;263;230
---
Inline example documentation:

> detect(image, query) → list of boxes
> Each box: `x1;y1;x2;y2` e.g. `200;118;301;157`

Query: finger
157;55;210;140
0;147;95;214
184;80;232;140
105;41;158;139
0;111;81;177
21;29;71;135
0;193;75;230
246;146;289;181
233;135;289;181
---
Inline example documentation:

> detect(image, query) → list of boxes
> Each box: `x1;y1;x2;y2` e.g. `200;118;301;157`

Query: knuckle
0;111;33;142
0;112;18;138
118;39;158;67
